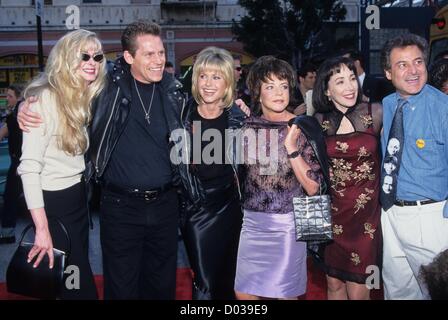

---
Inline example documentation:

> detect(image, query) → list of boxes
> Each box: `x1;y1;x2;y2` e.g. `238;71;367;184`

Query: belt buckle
396;199;405;206
143;190;157;202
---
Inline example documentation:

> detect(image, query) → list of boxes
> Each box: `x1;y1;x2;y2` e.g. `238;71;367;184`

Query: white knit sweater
18;89;86;210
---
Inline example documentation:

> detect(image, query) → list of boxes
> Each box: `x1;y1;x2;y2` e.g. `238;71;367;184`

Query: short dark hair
381;33;428;71
7;84;22;98
429;58;448;91
246;55;297;116
298;63;317;79
420;249;448;300
121;20;161;56
340;50;364;70
312;56;363;113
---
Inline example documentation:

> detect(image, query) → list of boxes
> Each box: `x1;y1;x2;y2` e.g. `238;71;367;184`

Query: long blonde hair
24;29;106;155
191;46;235;109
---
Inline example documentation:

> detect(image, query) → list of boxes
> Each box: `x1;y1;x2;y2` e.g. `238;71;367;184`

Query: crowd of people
1;19;448;300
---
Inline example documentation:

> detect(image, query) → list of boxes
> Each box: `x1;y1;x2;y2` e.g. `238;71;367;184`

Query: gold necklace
134;78;156;125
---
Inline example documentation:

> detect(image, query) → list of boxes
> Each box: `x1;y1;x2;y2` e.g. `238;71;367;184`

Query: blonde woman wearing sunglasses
17;29;106;299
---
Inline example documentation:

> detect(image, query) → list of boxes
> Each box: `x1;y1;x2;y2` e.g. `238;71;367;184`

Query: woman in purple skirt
234;56;324;299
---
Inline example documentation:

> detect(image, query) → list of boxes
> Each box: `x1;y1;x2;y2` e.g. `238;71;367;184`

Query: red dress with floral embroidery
317;103;382;284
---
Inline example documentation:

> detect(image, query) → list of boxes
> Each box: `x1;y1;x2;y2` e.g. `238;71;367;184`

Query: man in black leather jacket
86;21;185;300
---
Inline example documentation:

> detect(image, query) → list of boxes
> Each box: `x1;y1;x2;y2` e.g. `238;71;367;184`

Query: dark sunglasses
235;67;242;72
81;53;104;63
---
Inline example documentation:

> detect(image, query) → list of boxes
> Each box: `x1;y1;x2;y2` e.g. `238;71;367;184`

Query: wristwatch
287;150;300;159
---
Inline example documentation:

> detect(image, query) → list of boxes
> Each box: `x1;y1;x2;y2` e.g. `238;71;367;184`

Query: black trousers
43;182;98;300
1;159;25;229
100;187;179;300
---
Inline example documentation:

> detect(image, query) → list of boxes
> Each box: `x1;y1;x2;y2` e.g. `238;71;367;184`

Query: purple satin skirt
234;209;307;298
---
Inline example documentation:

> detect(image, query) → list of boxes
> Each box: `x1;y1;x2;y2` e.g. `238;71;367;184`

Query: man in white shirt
342;50;370;102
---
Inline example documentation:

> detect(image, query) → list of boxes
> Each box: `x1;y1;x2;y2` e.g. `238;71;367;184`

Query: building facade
0;0;360;106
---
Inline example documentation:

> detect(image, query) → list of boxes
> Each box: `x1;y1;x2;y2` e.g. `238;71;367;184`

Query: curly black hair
429;58;448;92
419;249;448;300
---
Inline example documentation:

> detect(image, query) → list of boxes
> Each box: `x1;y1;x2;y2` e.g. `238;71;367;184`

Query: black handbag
293;182;333;242
6;219;71;299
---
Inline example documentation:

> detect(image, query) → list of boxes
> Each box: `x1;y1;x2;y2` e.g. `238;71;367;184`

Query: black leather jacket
86;57;185;183
177;99;247;208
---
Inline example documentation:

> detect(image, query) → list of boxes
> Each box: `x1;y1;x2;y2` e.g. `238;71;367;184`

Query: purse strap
19;219;71;257
317;176;328;196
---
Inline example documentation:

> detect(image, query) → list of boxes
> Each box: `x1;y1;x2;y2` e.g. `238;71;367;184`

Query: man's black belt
394;199;438;207
102;181;173;201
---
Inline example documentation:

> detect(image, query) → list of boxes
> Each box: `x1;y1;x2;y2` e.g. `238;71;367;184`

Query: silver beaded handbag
293;183;332;242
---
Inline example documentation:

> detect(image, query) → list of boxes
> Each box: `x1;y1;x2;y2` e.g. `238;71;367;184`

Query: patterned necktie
380;99;407;211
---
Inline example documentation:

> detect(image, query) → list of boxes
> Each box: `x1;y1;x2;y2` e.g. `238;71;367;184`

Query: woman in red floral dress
313;56;382;300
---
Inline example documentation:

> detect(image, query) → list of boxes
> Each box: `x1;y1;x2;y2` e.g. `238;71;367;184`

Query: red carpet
0;268;193;300
0;259;382;300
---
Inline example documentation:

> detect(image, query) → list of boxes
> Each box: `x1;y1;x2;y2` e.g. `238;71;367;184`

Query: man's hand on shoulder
235;98;250;117
17;96;43;132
